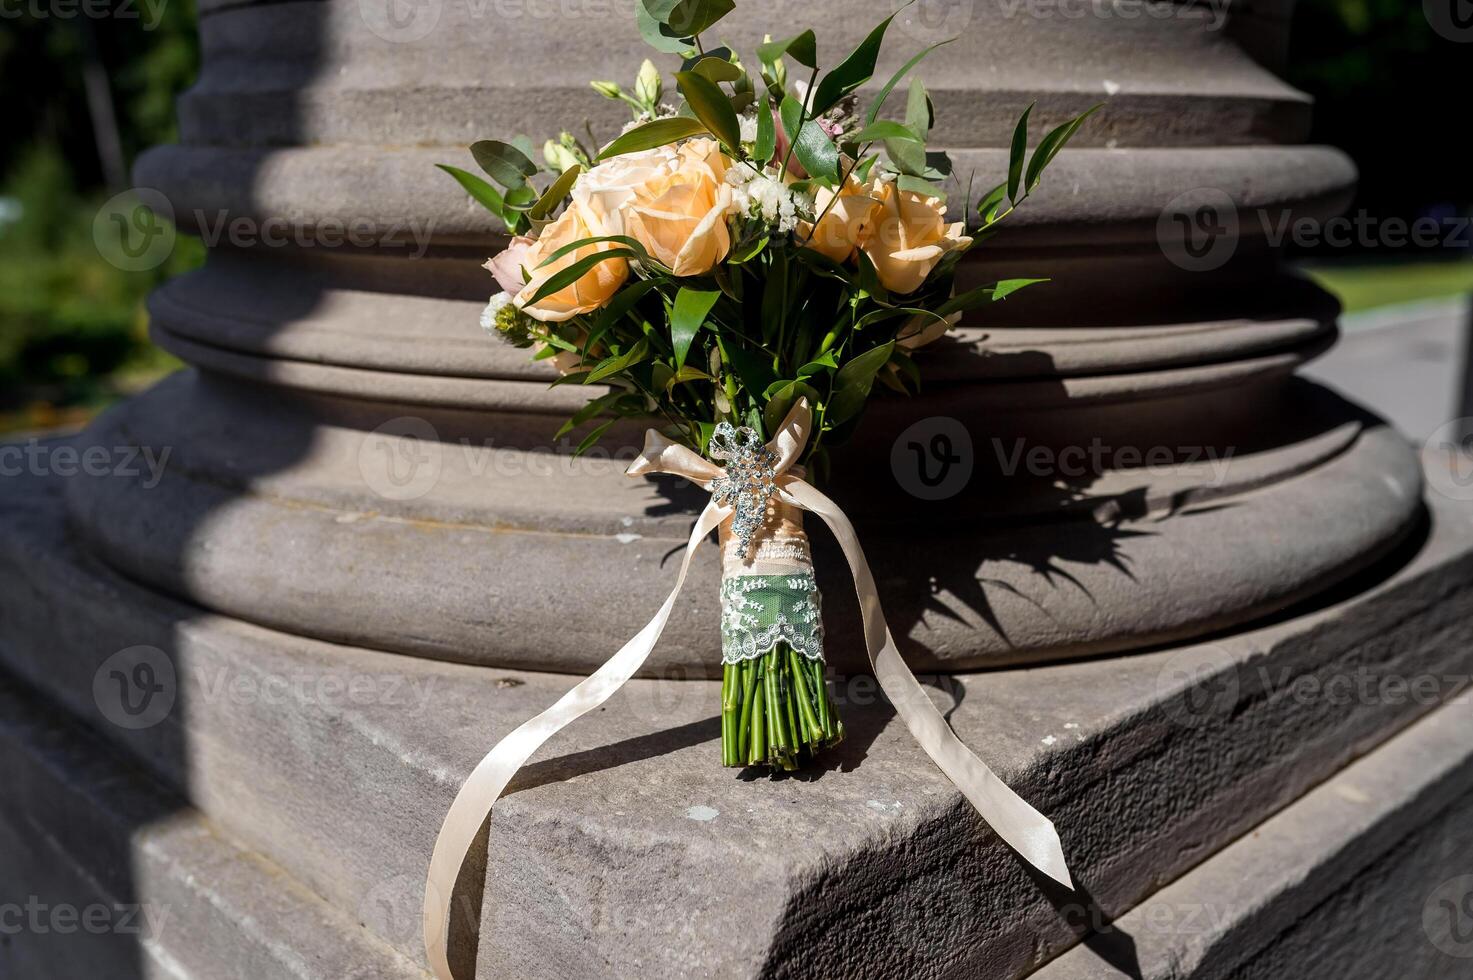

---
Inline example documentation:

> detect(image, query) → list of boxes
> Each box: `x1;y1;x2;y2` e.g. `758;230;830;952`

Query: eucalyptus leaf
471;139;537;188
896;174;946;201
689;55;743;83
598;116;710;159
654;0;734;37
675;71;741;150
671;287;721;368
780;95;839;182
757;30;817;70
846;120;922;145
753;92;776;163
636;2;695;53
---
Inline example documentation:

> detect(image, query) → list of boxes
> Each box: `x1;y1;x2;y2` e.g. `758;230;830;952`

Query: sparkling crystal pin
708;422;777;560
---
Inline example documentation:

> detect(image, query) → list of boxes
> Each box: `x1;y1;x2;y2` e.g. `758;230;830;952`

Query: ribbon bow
424;399;1072;979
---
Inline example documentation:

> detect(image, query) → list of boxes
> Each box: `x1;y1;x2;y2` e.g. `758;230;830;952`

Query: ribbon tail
779;480;1074;890
423;500;729;979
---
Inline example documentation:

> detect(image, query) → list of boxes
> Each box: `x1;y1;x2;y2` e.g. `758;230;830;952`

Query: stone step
1031;684;1473;979
2;458;1472;976
0;670;428;980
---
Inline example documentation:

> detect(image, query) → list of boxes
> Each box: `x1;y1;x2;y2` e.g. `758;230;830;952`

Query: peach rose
571;146;679;237
859;181;972;295
801;173;884;263
622;146;733;277
514;200;628;322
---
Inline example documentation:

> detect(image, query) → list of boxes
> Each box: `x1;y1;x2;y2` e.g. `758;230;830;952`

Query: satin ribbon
423;399;1072;979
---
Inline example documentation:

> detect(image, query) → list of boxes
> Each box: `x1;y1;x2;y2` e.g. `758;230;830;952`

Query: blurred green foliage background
0;0;1468;434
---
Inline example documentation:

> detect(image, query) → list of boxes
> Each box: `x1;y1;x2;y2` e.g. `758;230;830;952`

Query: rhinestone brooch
708;422;778;560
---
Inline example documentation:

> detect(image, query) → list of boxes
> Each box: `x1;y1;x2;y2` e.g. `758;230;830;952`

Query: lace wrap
717;493;825;666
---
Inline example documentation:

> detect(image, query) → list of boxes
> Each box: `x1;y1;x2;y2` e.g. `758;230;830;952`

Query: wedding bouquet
442;0;1092;773
425;7;1090;971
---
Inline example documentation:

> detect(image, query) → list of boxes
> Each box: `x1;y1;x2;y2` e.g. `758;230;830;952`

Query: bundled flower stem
722;643;844;769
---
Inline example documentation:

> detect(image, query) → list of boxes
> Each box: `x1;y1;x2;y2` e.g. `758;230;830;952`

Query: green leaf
725;343;778;397
1025;103;1102;193
1006;102;1033;203
992;277;1046;301
846;120;922;145
897;174;946;201
502;183;539;211
649;0;735;37
535;234;655;270
574;418;618;458
528;165;583;221
587;279;660;353
689;56;743;83
757;30;817;70
665;364;716;390
436;165;506;217
598;117;711;159
675;71;741;150
523;250;635;306
975;180;1008;223
470;140;538;188
762;380;820;436
585;338;650;383
753;92;776;164
827;341;895;424
671;287;721;369
796;351;838;376
904;78;932;138
864;37;954;126
636;2;695;53
810;10;899;116
780;95;840;182
556;390;626;438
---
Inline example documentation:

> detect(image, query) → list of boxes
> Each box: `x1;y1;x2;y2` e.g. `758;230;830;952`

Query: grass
1299;258;1473;315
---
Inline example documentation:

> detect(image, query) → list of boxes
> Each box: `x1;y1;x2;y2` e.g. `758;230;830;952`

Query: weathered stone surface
0;673;427;980
3;452;1470;976
63;371;1423;676
1034;690;1473;979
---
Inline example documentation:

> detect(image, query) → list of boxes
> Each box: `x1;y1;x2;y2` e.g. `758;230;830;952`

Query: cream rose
622;147;734;277
571;146;679;237
859;181;972;295
513;200;628;322
800;173;884;263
